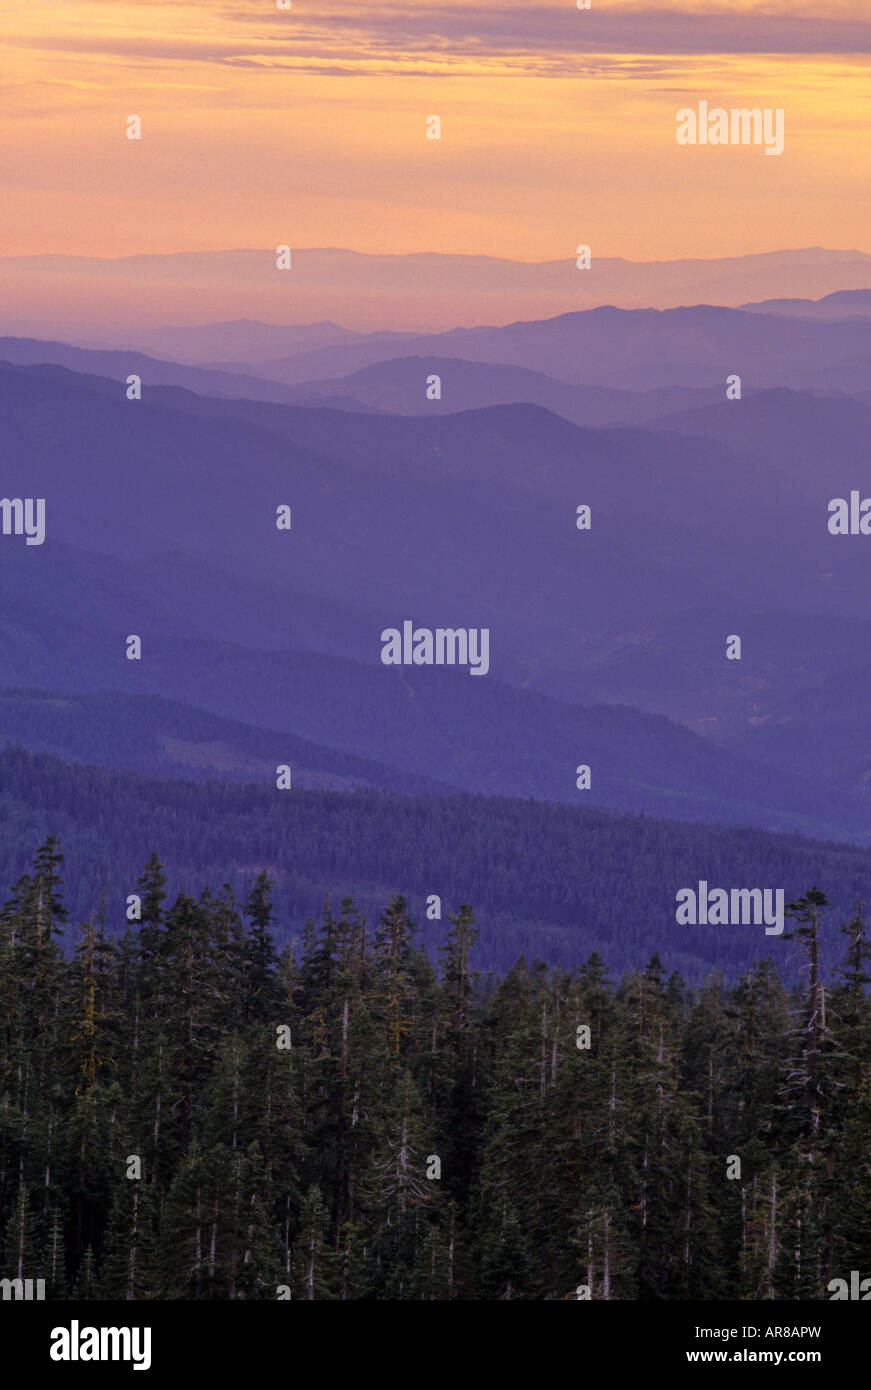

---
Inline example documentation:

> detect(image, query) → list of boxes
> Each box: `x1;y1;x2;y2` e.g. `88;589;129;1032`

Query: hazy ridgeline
1;839;868;1301
8;307;871;846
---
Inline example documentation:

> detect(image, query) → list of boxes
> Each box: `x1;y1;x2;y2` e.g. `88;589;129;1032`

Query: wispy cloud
8;3;871;83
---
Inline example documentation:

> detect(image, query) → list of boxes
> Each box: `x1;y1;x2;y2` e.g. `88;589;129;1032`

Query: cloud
8;4;871;83
290;5;871;58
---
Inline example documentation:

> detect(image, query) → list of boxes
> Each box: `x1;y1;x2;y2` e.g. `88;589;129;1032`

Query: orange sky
2;0;871;261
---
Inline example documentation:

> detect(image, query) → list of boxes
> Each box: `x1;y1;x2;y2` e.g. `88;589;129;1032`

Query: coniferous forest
2;837;869;1301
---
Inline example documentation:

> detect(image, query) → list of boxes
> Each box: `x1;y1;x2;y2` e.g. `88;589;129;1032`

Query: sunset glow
3;1;871;261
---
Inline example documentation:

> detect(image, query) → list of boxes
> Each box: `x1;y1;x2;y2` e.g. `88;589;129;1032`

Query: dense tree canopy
1;839;869;1299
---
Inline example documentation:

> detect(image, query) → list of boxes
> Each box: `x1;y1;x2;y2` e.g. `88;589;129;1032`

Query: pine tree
71;1244;97;1300
244;872;280;1024
98;1180;157;1299
293;1184;334;1300
2;1185;40;1284
362;1069;435;1296
372;895;418;1059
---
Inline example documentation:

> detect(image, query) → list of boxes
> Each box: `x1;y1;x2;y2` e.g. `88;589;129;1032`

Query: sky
3;0;871;264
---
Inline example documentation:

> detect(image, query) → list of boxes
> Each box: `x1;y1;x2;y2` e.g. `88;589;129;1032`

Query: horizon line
1;244;870;268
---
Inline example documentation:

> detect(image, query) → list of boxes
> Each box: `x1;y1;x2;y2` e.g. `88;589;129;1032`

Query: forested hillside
4;743;871;981
1;840;868;1300
0;688;446;796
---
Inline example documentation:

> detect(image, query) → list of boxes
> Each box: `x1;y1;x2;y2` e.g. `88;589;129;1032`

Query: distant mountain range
209;303;871;391
0;567;854;838
5;283;871;843
741;288;871;319
4;245;871;338
0;334;341;408
263;356;723;426
2;346;871;840
11;291;871;401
